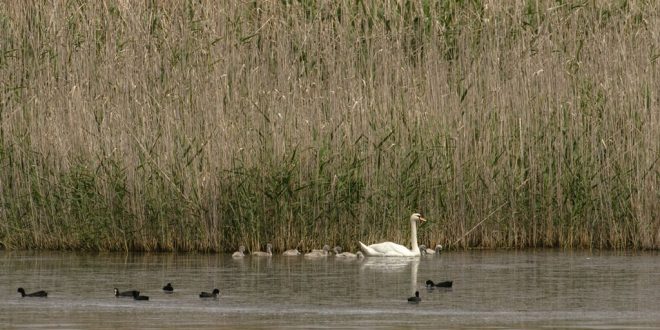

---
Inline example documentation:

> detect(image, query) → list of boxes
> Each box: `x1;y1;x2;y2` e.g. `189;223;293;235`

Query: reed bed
0;0;658;252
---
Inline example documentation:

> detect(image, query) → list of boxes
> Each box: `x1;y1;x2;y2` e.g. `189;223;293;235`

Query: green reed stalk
0;1;657;252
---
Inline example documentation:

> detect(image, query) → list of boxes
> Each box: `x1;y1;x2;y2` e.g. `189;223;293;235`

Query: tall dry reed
0;1;658;251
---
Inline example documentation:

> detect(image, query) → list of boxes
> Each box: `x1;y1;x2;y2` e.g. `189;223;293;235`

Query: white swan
359;213;426;257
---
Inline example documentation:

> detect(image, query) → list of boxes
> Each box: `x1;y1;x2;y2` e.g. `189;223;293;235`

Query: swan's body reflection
360;258;420;295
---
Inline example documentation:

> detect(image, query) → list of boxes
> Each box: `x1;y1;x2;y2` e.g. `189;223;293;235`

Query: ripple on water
1;250;659;329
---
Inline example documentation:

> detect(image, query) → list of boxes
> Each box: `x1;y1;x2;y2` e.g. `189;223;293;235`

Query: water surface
1;250;658;329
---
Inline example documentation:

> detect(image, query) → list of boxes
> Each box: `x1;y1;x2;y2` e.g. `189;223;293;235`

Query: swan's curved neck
410;218;419;253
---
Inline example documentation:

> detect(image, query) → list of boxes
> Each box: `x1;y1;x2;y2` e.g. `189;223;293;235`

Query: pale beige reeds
0;1;657;251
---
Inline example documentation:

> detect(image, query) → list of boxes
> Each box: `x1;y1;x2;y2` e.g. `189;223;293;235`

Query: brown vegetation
0;1;658;251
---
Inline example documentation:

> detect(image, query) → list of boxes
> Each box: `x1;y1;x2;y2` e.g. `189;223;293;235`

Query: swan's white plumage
359;213;426;257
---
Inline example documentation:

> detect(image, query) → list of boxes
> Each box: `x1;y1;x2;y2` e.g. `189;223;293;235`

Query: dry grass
0;0;658;251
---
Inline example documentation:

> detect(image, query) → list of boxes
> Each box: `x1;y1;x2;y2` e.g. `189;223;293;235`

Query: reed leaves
0;1;657;251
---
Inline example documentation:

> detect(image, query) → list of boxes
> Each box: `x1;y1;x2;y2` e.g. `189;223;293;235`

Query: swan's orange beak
419;216;427;222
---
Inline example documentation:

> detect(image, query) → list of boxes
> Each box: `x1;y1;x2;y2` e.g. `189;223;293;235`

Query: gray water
0;250;658;329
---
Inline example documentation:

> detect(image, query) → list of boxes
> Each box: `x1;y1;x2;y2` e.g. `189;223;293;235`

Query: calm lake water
1;249;658;329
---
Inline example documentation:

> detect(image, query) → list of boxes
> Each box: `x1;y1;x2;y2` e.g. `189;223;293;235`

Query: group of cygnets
233;242;450;304
17;243;448;303
231;243;443;258
230;244;366;258
231;243;442;258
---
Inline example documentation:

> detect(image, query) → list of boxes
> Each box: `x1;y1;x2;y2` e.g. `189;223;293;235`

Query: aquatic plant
0;1;657;251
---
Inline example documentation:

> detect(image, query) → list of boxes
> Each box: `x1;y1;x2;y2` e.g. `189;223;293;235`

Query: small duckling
333;246;360;258
305;244;330;257
407;291;421;303
132;291;149;301
114;288;139;297
419;244;436;255
310;244;330;253
17;288;47;297
199;288;220;298
252;243;273;257
232;245;246;258
282;248;301;256
163;283;174;292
